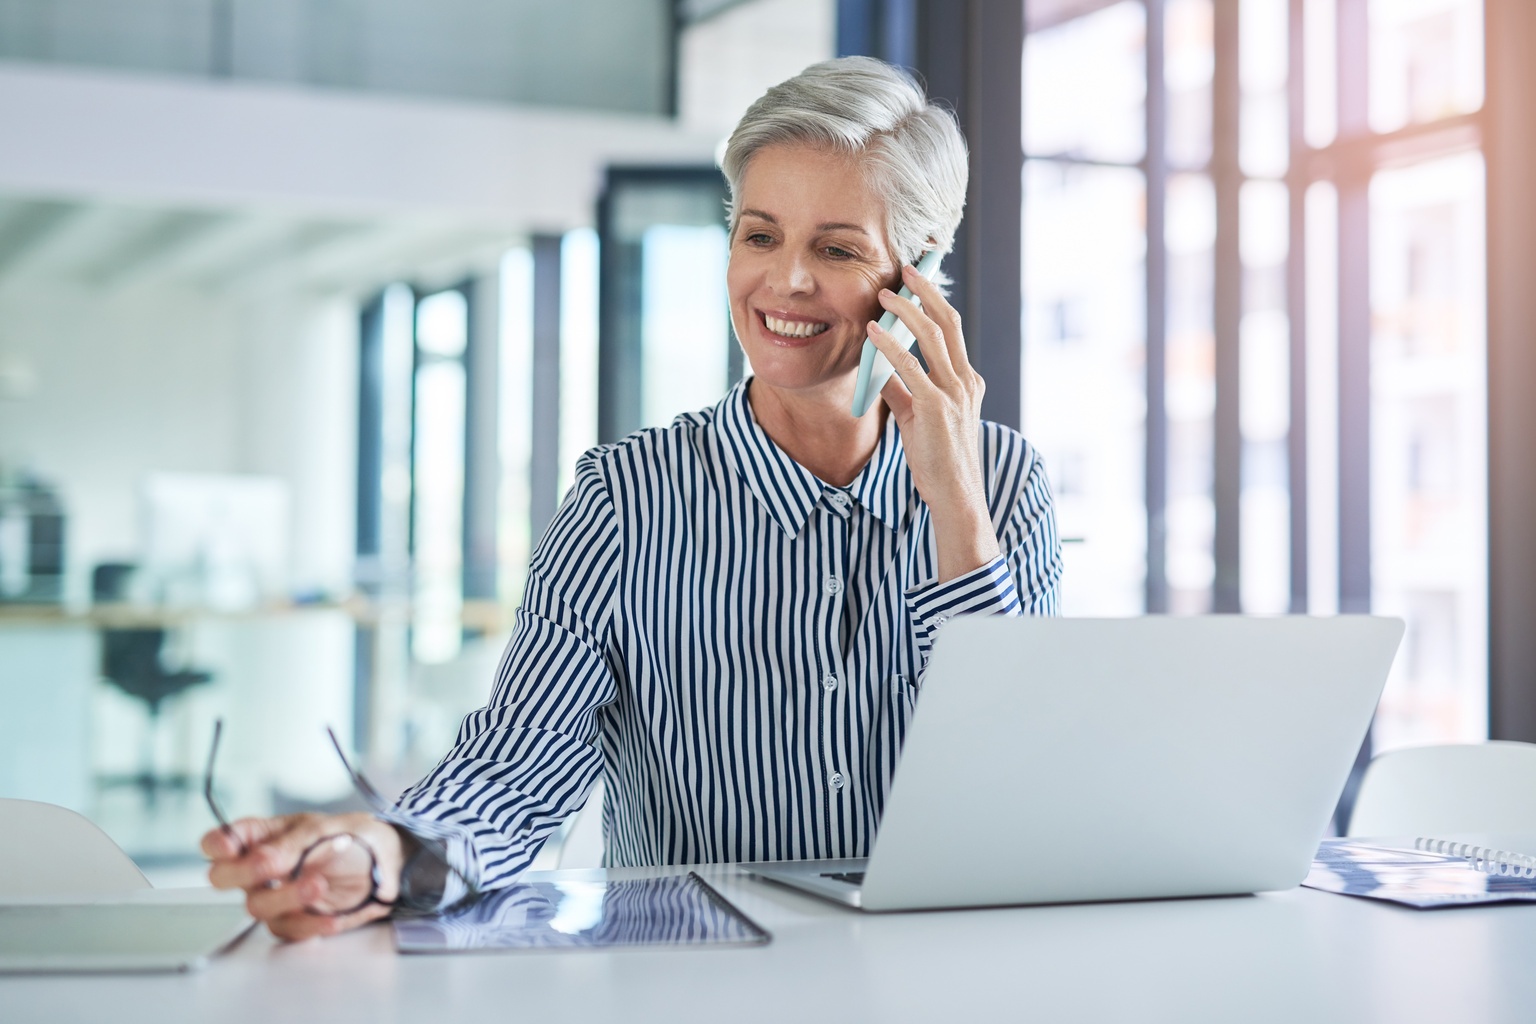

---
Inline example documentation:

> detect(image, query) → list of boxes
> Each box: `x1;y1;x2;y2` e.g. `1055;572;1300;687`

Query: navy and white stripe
394;378;1061;897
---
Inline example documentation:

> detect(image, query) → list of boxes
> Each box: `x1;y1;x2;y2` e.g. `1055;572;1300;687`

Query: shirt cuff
905;555;1021;662
374;807;478;914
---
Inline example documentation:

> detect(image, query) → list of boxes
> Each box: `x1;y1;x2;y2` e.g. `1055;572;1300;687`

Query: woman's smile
759;309;832;342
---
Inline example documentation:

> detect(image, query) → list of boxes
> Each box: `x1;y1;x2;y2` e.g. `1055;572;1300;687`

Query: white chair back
1347;741;1536;836
0;798;151;898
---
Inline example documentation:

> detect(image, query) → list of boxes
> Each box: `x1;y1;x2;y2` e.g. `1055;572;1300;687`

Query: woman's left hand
866;264;1000;583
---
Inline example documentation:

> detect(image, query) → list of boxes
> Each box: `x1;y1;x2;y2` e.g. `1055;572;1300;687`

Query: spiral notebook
1304;836;1536;908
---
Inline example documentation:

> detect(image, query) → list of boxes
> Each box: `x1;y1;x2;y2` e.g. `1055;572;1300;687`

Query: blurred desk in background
0;597;515;632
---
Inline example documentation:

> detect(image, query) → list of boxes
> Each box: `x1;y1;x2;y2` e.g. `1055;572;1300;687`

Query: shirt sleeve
388;452;622;904
905;431;1063;665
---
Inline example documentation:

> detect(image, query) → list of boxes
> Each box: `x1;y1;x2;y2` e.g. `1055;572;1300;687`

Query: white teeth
764;314;830;339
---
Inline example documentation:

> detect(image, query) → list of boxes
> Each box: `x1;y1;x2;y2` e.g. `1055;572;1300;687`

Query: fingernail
879;288;894;298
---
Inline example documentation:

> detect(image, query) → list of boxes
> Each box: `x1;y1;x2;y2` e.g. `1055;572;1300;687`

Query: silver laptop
745;615;1404;912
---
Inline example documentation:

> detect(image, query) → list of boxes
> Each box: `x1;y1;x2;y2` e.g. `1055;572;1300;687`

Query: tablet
0;901;255;974
393;871;770;953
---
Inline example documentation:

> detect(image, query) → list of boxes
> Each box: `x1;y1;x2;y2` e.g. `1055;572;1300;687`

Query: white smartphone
850;248;946;417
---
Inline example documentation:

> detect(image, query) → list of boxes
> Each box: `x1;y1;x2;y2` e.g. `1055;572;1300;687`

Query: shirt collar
714;378;912;537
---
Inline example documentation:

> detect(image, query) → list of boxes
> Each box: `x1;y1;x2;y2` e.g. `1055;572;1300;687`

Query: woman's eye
824;246;853;260
745;232;774;245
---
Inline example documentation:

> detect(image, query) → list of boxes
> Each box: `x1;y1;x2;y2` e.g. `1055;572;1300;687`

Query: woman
204;56;1062;939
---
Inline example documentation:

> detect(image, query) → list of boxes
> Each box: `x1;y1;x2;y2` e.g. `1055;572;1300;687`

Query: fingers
265;901;392;943
202;815;298;859
200;812;403;943
866;318;934;398
243;845;365;920
899;264;971;373
879;367;914;423
206;814;330;892
200;826;242;861
244;869;323;920
877;286;957;386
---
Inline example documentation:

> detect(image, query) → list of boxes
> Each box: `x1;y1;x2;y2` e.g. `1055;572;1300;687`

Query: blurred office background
1;0;1533;873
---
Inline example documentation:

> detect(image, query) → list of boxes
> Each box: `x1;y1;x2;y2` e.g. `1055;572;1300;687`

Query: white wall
0;278;359;597
233;285;358;595
0;281;243;592
678;0;836;140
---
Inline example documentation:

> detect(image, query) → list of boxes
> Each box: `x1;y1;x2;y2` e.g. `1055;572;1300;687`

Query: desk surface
5;864;1535;1024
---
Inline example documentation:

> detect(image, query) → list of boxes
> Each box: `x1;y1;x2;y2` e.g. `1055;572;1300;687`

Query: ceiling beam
0;62;717;229
0;200;81;276
83;209;233;287
0;204;152;285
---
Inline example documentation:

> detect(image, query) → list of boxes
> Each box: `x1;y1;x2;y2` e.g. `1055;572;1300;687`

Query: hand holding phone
850;248;945;417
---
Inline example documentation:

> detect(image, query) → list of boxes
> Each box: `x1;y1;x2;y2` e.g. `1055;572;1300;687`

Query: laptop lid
860;615;1403;912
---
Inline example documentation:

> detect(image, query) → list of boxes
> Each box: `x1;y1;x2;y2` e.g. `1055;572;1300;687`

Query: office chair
1346;741;1536;836
93;563;214;808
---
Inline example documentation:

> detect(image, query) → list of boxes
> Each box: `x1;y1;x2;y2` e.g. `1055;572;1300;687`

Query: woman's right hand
202;812;406;941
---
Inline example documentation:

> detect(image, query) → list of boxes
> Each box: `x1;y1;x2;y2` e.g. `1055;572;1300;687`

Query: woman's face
727;143;903;396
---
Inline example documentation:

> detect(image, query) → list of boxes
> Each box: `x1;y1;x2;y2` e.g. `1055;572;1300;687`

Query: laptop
745;615;1404;912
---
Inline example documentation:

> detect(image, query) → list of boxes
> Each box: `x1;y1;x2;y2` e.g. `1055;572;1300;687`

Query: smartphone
850;248;946;417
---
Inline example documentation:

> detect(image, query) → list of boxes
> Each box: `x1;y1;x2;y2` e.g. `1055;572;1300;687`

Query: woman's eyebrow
737;209;870;237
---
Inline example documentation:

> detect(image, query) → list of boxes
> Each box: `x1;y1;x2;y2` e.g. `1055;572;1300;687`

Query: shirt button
829;492;850;512
823;674;838;692
830;772;846;791
825;575;843;596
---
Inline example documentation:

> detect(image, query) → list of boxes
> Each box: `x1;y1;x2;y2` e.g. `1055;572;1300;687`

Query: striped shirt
393;378;1061;894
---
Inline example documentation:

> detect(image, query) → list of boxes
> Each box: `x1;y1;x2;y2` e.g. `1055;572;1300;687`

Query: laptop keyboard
820;871;866;886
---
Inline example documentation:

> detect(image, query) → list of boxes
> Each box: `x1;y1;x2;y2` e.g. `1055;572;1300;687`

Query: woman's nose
766;249;815;295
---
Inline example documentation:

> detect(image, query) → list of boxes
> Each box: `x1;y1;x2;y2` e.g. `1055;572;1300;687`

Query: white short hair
721;56;969;270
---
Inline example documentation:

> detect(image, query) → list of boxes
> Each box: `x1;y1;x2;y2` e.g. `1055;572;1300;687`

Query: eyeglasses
204;719;478;918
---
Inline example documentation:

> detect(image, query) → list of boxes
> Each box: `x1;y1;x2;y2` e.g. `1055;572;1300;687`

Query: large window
1023;0;1488;753
1023;3;1152;616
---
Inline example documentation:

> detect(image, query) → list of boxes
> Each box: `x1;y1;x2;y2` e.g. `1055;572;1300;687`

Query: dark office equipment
0;474;66;604
91;562;136;603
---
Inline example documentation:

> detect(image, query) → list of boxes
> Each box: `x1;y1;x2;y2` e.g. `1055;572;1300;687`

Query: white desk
6;864;1536;1023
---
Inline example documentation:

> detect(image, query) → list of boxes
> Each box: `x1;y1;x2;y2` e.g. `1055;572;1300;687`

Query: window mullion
1146;0;1170;614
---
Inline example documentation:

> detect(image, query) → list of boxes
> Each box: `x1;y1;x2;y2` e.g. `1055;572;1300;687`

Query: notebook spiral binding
1414;837;1536;879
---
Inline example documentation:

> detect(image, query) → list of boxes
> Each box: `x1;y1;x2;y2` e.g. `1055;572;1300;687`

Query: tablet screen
393;871;770;952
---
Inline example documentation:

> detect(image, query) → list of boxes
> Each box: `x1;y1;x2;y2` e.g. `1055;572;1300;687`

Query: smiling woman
204;56;1063;940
